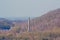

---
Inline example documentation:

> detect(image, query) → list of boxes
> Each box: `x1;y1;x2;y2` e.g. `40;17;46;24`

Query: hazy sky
0;0;60;18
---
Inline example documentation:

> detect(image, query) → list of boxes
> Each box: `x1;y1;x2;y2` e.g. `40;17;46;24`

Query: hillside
29;8;60;32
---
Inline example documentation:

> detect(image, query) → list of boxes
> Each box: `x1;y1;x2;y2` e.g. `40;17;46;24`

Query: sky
0;0;60;18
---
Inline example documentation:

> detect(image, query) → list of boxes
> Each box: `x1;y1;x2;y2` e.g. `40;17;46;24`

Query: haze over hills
0;8;60;33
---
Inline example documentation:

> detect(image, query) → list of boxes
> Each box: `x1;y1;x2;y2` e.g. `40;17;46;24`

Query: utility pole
28;17;30;32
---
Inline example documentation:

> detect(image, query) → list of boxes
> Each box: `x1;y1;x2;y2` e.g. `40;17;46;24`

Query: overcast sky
0;0;60;18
